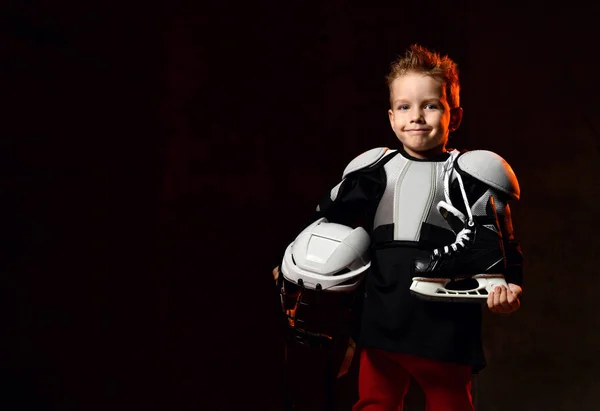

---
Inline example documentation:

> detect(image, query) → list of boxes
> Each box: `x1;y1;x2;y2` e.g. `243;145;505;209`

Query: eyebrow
392;97;442;104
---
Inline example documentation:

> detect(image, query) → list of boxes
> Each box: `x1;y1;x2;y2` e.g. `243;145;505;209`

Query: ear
449;107;463;132
388;108;394;128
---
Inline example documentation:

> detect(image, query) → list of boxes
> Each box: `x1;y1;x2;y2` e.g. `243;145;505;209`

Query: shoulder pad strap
457;150;521;200
343;147;393;178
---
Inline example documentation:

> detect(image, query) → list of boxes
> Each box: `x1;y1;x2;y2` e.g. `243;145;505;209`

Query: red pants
353;347;475;411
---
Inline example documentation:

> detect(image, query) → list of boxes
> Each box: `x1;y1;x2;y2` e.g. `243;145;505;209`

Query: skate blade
410;275;507;303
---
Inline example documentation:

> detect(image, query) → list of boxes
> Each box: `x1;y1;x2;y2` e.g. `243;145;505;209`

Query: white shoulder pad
342;147;391;178
457;150;520;200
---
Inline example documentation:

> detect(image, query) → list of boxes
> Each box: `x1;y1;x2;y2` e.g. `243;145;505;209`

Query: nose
411;109;424;123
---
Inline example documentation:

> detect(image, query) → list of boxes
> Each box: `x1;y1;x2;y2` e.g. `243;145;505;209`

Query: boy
273;44;523;410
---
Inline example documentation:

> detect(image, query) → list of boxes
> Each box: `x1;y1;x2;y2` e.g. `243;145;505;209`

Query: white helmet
280;218;371;292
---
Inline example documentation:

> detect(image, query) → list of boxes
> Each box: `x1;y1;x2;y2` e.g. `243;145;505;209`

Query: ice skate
411;195;508;303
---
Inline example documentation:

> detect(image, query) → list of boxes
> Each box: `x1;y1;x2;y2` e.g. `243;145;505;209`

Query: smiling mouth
405;129;430;132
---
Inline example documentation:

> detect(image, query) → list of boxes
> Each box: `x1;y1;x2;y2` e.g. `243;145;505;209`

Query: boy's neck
399;146;452;162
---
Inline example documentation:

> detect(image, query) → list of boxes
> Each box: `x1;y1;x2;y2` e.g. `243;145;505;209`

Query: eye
397;104;409;111
424;103;440;110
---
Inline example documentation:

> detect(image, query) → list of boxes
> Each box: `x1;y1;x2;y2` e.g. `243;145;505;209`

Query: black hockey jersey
294;147;524;372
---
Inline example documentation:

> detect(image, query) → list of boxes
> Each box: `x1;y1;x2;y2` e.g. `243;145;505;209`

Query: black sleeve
498;202;524;287
312;168;388;228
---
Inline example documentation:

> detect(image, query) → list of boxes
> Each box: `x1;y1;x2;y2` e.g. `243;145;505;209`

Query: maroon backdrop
3;1;600;410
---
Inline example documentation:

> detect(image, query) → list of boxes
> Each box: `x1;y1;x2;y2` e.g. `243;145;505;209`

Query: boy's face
388;71;462;159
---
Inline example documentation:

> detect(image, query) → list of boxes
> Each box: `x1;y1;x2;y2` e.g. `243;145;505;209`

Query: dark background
2;1;600;410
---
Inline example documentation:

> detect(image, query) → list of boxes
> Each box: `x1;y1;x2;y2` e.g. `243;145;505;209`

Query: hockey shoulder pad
457;150;520;200
342;147;394;178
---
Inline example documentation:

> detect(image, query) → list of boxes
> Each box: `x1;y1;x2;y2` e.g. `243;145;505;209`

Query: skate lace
432;226;473;258
434;151;476;259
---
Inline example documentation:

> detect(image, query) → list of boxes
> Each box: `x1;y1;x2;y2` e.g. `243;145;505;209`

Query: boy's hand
272;266;280;283
487;283;522;314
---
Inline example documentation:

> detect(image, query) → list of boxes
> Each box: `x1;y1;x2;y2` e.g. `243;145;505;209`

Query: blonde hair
386;44;460;109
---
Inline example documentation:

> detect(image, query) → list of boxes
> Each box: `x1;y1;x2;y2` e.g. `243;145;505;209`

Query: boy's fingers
494;286;503;308
507;290;521;311
508;283;523;298
488;286;518;314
